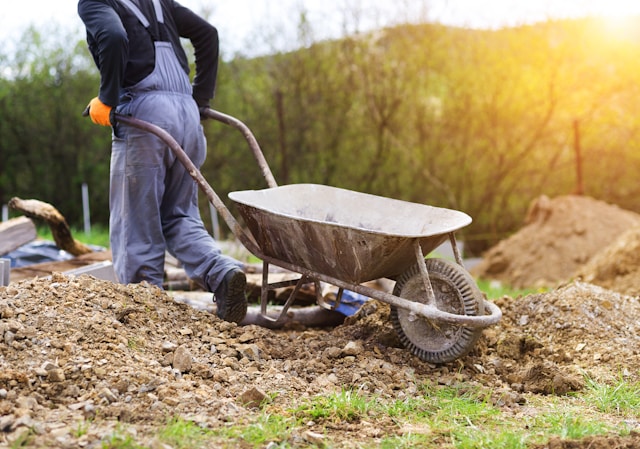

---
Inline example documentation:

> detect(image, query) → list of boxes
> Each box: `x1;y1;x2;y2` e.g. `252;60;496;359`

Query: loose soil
2;276;640;447
2;194;640;448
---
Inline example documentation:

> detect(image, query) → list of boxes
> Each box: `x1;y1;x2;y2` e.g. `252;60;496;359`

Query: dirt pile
489;281;640;384
2;272;639;447
575;226;640;297
471;195;640;289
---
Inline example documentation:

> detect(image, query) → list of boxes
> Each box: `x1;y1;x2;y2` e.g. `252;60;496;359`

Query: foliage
99;425;145;449
0;25;111;227
3;18;640;253
292;387;377;423
209;17;640;253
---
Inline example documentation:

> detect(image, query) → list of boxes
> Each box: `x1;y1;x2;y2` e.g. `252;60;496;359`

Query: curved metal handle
113;113;262;255
202;108;278;189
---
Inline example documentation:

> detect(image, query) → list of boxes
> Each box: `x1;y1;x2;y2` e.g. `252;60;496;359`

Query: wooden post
573;119;584;195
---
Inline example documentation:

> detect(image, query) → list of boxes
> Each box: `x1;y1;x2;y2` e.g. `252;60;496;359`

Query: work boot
214;268;248;323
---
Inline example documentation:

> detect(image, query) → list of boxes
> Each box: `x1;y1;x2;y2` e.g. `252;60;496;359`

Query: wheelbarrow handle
83;106;278;189
112;113;262;256
201;108;278;189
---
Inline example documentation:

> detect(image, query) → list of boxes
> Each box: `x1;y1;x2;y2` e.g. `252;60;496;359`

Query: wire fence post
209;203;220;240
82;183;91;235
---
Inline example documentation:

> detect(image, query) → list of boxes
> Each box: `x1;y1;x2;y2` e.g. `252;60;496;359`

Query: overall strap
152;0;164;24
117;0;166;40
117;0;150;27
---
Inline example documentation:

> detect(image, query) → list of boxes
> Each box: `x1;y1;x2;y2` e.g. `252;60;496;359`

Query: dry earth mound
575;226;640;296
2;272;639;447
471;195;640;289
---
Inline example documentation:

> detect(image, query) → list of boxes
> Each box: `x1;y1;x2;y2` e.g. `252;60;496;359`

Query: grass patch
584;377;640;417
475;278;545;299
293;388;377;423
53;380;634;448
156;417;215;449
541;412;610;440
236;414;295;446
37;225;110;249
73;420;91;438
239;382;626;448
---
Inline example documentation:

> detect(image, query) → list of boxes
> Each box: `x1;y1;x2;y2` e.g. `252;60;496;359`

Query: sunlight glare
598;15;640;42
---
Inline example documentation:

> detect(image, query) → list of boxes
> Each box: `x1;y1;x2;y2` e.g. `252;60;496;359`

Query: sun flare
596;12;640;42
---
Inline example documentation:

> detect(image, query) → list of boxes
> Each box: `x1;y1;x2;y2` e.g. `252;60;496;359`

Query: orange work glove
87;97;113;126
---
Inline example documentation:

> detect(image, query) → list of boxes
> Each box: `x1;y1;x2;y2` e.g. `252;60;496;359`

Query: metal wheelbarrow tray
115;109;502;364
230;183;468;284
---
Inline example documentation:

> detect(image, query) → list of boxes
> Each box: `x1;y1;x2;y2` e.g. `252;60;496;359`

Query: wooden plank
9;250;113;283
63;261;117;283
0;217;37;256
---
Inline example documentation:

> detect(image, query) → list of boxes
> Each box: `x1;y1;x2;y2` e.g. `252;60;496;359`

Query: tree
0;26;110;227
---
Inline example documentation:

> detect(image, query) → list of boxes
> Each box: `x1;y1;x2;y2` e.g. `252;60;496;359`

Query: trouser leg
110;122;167;286
159;98;242;293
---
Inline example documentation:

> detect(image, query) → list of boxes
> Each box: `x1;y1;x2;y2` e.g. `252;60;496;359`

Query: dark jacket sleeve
171;1;219;108
78;0;129;107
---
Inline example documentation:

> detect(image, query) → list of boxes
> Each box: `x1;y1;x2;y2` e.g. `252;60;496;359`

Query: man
78;0;247;323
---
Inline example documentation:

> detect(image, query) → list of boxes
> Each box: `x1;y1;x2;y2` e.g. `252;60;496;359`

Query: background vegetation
2;16;640;255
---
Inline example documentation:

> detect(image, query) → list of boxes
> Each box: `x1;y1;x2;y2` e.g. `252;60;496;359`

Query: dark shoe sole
216;270;248;324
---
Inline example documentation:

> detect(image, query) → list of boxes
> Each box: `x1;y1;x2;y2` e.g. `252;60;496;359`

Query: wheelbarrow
114;109;502;364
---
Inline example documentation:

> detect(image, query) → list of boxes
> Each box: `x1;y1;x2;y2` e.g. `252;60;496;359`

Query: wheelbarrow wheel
390;258;484;364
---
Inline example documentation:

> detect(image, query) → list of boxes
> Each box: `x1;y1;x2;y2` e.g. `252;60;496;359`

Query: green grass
475;277;545;300
235;414;295;446
156;417;215;449
540;412;610;440
584;376;640;416
73;420;91;438
292;388;377;422
265;382;627;448
37;225;111;249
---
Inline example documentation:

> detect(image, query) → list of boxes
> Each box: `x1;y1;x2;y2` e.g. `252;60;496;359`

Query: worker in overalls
78;0;248;323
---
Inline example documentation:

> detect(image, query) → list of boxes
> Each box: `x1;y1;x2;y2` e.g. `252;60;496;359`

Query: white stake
209;203;220;240
82;183;91;235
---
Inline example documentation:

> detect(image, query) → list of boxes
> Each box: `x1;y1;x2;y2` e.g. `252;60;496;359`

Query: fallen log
0;216;37;256
241;306;345;329
9;197;93;256
168;291;346;329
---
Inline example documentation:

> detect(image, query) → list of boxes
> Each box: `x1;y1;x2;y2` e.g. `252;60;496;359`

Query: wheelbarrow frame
113;110;501;330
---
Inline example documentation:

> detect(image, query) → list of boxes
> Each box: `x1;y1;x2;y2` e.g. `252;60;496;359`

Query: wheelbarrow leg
414;240;436;305
448;232;464;266
259;260;312;323
317;286;345;311
260;261;270;317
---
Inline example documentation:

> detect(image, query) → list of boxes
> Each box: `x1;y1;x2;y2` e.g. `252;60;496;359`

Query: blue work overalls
110;0;242;294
